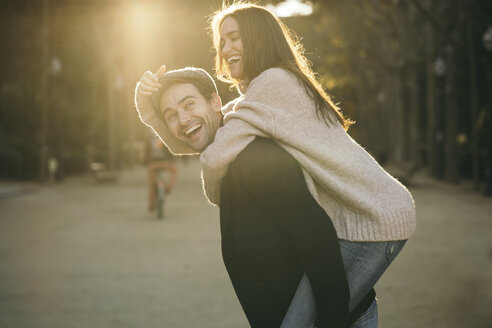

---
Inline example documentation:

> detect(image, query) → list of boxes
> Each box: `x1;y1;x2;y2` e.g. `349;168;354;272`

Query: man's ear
210;93;222;112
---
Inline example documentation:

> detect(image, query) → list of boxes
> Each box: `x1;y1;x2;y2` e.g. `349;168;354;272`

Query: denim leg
340;240;407;311
280;274;317;328
351;299;378;328
281;240;406;328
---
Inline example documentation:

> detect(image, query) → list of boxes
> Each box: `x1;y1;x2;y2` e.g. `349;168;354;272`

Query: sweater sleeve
200;101;276;206
200;68;298;205
232;138;350;328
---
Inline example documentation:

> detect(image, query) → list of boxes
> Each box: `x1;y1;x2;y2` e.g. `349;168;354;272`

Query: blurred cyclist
146;135;178;212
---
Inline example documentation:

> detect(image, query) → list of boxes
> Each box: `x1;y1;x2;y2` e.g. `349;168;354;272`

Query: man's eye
185;102;195;110
165;113;177;122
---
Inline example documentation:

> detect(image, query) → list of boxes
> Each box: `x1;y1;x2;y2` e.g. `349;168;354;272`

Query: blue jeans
280;239;407;328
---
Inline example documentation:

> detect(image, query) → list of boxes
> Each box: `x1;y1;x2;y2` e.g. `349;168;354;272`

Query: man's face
159;83;222;152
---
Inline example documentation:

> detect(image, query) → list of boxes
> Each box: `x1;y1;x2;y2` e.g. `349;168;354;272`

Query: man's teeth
185;124;202;136
227;56;241;64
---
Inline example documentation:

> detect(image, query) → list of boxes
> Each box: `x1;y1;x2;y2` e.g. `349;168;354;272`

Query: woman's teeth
228;56;241;65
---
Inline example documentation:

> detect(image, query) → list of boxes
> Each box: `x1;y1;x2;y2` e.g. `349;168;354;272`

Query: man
135;67;374;327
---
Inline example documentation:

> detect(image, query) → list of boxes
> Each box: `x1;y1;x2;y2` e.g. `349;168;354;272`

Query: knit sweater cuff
333;206;416;241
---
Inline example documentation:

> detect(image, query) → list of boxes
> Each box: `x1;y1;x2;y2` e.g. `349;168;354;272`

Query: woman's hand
137;65;167;96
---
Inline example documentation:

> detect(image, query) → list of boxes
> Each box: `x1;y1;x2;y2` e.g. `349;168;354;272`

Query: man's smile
181;122;203;142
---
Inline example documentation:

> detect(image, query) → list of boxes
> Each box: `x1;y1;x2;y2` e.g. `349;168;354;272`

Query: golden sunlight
118;1;169;70
266;0;313;17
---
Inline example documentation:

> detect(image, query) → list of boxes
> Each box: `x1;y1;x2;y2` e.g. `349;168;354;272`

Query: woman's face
219;16;244;80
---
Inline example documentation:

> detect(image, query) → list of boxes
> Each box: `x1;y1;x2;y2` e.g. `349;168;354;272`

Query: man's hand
135;65;169;127
137;65;167;96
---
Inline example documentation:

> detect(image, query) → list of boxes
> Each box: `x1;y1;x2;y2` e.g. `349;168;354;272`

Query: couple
135;3;416;328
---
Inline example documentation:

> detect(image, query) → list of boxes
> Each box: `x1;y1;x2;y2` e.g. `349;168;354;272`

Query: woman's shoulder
245;68;300;100
221;96;243;115
252;67;297;85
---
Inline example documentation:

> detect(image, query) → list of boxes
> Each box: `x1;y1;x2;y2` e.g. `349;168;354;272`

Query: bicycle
147;158;177;219
155;169;168;219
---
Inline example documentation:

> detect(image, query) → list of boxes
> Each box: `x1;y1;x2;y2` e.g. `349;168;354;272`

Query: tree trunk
466;9;479;190
408;66;420;163
392;70;405;163
444;45;459;183
106;13;116;171
426;58;437;176
107;72;116;171
39;0;50;182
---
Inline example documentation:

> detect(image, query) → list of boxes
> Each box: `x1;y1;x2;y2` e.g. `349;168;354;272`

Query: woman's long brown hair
210;2;353;130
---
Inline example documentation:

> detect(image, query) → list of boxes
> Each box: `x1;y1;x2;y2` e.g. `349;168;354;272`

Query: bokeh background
1;0;492;186
1;1;492;327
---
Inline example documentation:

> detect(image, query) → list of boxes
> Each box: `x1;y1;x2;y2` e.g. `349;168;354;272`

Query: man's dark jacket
219;137;374;328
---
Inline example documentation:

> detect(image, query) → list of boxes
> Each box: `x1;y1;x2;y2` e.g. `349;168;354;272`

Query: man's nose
178;110;191;125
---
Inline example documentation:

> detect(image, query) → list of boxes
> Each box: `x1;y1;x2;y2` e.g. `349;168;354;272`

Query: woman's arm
200;67;304;205
200;108;275;205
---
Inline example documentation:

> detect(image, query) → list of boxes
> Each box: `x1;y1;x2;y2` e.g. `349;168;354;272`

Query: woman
199;2;416;327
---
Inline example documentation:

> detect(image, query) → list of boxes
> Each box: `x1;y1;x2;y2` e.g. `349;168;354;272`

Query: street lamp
433;56;446;179
433;57;447;77
49;56;63;182
482;26;492;52
114;74;124;91
482;27;492;195
50;56;62;75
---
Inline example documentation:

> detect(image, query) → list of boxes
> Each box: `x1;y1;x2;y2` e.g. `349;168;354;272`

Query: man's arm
134;66;175;152
135;66;165;127
230;137;350;328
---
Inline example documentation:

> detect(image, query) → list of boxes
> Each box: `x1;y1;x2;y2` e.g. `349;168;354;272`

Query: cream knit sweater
200;68;416;242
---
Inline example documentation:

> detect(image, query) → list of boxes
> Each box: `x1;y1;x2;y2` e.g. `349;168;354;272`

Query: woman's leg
351;299;378;328
340;240;406;311
281;240;406;327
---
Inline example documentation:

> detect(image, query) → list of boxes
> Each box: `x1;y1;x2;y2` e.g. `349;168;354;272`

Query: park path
0;159;491;328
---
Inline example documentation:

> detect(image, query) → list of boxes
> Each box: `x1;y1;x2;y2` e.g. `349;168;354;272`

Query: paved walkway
0;181;37;200
0;159;491;327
